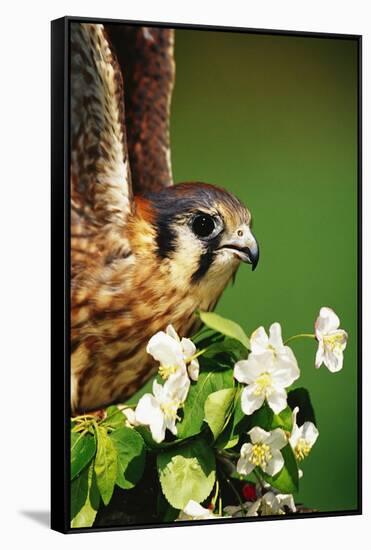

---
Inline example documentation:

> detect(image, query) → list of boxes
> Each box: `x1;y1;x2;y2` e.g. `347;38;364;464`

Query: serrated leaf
94;426;117;505
157;438;216;510
177;368;234;439
71;432;96;480
262;445;299;494
199;311;250;349
204;388;236;439
71;463;100;528
288;388;316;426
109;427;146;489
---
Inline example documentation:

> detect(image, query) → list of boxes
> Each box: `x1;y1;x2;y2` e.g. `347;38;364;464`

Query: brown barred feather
70;24;256;413
106;25;175;193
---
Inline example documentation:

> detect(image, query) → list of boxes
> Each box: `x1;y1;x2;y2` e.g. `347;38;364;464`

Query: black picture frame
51;16;362;534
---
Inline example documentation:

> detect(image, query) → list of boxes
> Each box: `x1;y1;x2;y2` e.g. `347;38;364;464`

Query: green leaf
177;368;234;439
288;388;317;426
204;388;236;439
262;445;299;494
271;407;293;432
101;406;126;430
232;401;293;436
71;463;100;528
71;432;96;480
215;421;240;450
70;465;89;520
157;438;216;510
94;426;117;505
199;311;250;349
109;427;146;489
247;403;274;430
157;492;179;522
203;337;247;361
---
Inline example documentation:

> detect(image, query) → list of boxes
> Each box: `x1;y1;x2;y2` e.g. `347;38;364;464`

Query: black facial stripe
191;232;222;283
191;250;215;283
155;217;177;259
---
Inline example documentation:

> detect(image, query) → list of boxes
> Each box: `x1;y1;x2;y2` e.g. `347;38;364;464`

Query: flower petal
323;347;344;372
315;307;340;337
234;352;272;384
166;324;181;341
121;408;139;427
269;322;285;352
270;358;300;388
246;499;262;516
302;421;319;446
276;493;296;513
264;449;284;476
135;394;166;443
187;359;199;381
267;387;288;414
181;337;197;359
237;454;255;476
182;501;214;519
165;371;190;403
266;427;287;450
315;341;325;368
248;426;270;444
250;326;269;354
241;385;265;415
147;331;184;366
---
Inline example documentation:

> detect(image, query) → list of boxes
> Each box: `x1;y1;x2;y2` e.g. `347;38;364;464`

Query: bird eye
192;214;216;238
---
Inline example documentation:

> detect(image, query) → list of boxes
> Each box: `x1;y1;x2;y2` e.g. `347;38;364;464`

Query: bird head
134;183;259;303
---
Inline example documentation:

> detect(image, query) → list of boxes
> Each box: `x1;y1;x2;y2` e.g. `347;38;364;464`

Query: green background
170;30;359;512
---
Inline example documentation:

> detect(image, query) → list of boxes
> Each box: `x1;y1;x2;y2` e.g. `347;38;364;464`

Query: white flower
177;500;219;521
135;372;190;443
225;492;296;517
237;426;287;477
224;500;261;517
147;325;199;381
249;322;297;363
119;407;140;428
234;323;300;415
315;307;348;372
289;407;319;461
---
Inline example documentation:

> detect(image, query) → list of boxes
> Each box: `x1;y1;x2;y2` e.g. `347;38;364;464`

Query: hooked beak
218;227;259;270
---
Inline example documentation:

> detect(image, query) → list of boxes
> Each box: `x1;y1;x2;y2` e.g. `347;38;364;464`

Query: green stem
187;348;206;362
284;333;316;345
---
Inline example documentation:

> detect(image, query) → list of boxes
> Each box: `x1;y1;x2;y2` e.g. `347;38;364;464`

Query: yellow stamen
249;443;272;469
323;333;344;352
158;364;179;380
294;438;311;461
253;372;273;397
160;399;180;419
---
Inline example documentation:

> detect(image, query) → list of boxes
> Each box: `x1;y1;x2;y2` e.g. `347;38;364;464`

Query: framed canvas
51;16;362;533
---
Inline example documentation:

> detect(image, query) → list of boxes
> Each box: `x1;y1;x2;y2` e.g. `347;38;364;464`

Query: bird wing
70;23;132;232
106;25;175;194
70;24;175;278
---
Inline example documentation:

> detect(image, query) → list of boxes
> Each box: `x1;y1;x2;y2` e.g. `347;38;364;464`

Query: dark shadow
20;510;50;528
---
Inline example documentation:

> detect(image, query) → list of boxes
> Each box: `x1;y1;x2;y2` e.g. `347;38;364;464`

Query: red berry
242;483;257;501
